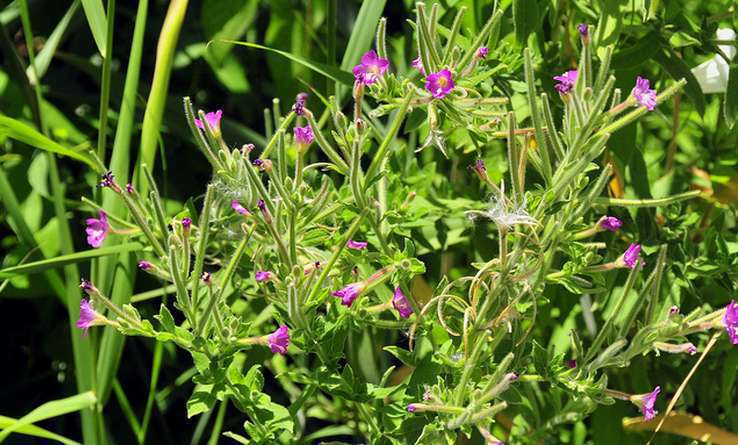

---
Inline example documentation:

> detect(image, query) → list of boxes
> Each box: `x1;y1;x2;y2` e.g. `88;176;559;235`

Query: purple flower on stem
554;70;578;94
723;300;738;344
267;325;290;355
294;124;314;148
669;305;680;316
79;278;94;292
566;359;577;369
406;403;418;413
182;217;192;231
292;92;308;116
392;287;413;318
231;200;251;216
347;239;368;250
138;260;152;271
476;46;489;59
201;272;212;284
332;282;366;307
125;183;134;194
76;299;102;336
86;210;110;248
599;216;623;232
255;271;272;282
577;23;589;38
411;56;425;75
632;386;660;421
352;50;389;85
622;243;642;269
425;69;455;99
195;110;223;133
632;76;657;111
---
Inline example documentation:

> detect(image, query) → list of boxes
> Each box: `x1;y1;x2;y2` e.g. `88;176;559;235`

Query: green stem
592;190;701;208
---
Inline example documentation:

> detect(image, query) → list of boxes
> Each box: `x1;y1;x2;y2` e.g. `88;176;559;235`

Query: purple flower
632;76;657;111
425;69;455;99
566;359;577;369
622;243;642;269
352;50;389;85
554;70;578;94
636;386;660;421
599;216;622;232
138;260;152;271
723;300;738;344
182;217;192;230
476;46;489;59
86;210;110;248
231;199;251;216
79;278;94;292
267;325;290;355
406;403;420;413
195;110;223;133
411;56;425;74
506;372;519;382
669;305;680;315
255;270;272;282
76;299;101;336
686;344;697;355
99;171;116;189
292;92;308;116
577;23;589;38
125;183;134;194
347;239;368;250
294;124;314;147
392;286;413;318
332;282;365;307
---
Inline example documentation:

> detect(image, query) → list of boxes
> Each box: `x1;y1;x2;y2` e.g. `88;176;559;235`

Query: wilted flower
76;299;104;336
632;76;657;111
631;386;660;421
411;56;425;74
195;110;223;134
255;271;272;282
476;46;489;59
257;199;272;224
352;50;389;85
599;216;623;232
294;124;314;148
200;271;212;284
425;69;455;99
723;300;738;344
466;187;537;231
138;260;152;271
347;239;368;250
231;199;251;216
566;359;577;369
392;287;413;318
622;243;642;269
86;210;110;248
554;70;578;94
267;325;290;355
333;282;366;307
79;278;95;293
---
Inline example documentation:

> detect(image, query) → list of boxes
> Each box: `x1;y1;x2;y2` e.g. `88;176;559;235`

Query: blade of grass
95;0;115;162
138;330;164;444
137;0;188;180
0;415;81;445
80;0;107;57
112;379;142;437
0;391;96;442
206;398;228;445
0;116;95;168
26;0;80;82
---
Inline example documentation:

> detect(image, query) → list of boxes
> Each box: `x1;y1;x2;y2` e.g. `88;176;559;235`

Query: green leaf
221;40;354;86
654;48;705;115
724;63;738;129
594;0;624;49
79;0;107;57
0;116;95;168
339;0;387;72
0;415;80;445
512;0;539;45
26;0;80;81
0;391;96;442
0;243;144;278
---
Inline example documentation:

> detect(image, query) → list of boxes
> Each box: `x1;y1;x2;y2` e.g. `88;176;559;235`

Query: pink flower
231;199;251;216
76;299;101;336
411;56;425;74
138;260;152;271
255;270;272;282
599;216;622;232
406;403;418;413
182;217;192;230
294;124;314;147
125;183;134;194
332;282;365;307
566;359;577;369
85;210;110;248
554;70;578;94
267;325;290;355
632;386;660;421
723;300;738;344
347;239;368;250
352;50;389;85
476;46;489;59
632;76;657;111
622;243;642;269
392;287;413;318
425;69;455;99
195;110;223;133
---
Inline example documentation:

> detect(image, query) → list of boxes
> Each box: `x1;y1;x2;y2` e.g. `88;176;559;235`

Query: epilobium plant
73;3;733;444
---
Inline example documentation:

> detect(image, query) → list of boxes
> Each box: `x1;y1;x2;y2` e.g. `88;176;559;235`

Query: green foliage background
0;0;737;443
